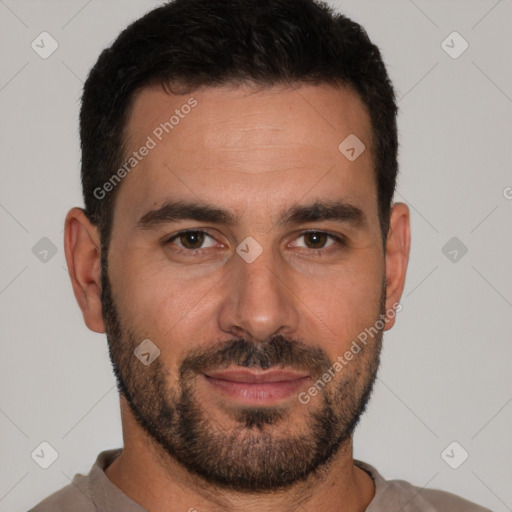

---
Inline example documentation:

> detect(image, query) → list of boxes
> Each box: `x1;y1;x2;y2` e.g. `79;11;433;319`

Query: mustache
179;335;332;380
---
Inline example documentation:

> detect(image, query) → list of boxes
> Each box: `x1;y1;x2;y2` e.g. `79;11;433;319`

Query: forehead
116;82;376;227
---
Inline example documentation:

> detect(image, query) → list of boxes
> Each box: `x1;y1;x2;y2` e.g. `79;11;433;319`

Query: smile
202;368;311;405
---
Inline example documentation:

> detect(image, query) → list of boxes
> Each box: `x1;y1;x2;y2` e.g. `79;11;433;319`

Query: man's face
102;83;389;491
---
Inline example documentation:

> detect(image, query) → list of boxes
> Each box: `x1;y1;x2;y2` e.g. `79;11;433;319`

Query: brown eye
291;231;345;254
166;230;217;251
303;231;329;249
179;231;205;249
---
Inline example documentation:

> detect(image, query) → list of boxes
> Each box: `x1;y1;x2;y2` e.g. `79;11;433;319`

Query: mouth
202;368;311;405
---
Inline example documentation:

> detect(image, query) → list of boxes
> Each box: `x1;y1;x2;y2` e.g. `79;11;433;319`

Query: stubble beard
101;260;385;492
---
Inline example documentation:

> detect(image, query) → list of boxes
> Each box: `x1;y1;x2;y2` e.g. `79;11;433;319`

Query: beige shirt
28;448;492;512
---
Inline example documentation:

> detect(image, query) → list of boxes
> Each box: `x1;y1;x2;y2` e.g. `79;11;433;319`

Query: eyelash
163;229;346;257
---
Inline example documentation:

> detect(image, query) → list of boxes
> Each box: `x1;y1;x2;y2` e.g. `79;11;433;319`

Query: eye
163;229;345;257
292;231;345;251
165;230;218;251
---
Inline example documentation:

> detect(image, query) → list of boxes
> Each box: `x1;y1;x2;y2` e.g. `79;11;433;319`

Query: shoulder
419;486;493;512
27;449;124;512
384;477;493;511
27;474;96;512
355;460;493;512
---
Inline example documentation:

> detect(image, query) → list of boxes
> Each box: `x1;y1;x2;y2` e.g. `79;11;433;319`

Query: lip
202;368;310;405
204;368;309;383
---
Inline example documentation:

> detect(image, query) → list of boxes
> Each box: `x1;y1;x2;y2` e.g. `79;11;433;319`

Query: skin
64;83;410;512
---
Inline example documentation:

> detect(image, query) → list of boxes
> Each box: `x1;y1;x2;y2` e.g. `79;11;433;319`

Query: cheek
111;254;223;344
300;254;383;355
108;232;384;364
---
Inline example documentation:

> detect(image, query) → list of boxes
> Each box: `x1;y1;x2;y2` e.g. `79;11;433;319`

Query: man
29;0;491;510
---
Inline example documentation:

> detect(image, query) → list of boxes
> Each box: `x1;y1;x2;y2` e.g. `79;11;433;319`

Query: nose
217;244;300;342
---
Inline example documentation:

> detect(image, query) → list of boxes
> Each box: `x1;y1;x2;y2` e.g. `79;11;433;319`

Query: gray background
1;1;511;511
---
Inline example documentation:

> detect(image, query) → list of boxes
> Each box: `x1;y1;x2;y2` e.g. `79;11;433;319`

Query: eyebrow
279;200;367;229
137;199;367;230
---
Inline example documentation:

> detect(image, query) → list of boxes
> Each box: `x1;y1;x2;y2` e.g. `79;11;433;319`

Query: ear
64;207;105;333
383;202;410;330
